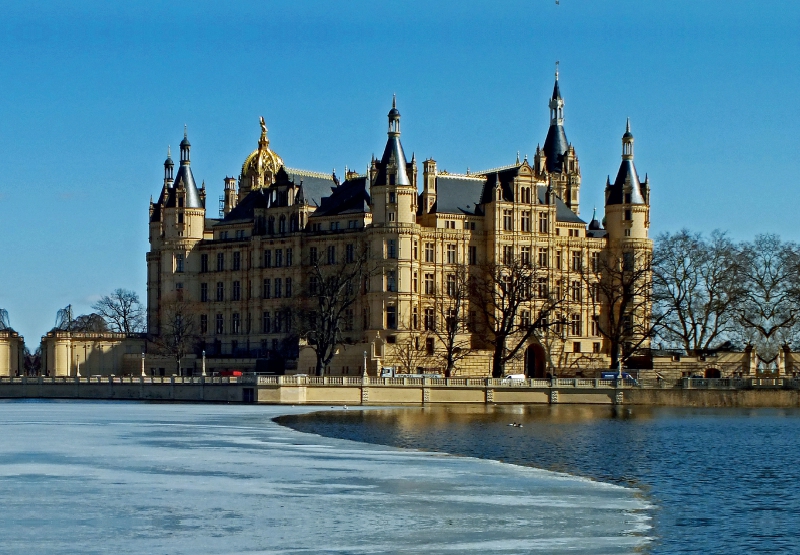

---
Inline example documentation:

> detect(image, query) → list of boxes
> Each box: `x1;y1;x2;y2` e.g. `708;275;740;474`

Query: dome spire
180;126;191;165
622;118;634;160
388;95;401;136
164;145;174;184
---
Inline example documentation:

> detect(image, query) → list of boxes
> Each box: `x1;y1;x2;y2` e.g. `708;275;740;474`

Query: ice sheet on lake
0;401;650;554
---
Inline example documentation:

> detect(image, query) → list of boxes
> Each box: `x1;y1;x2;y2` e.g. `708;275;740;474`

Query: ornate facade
147;71;653;377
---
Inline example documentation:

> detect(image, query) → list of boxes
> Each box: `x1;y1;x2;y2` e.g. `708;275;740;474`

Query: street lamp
363;351;368;377
76;352;81;378
201;350;206;377
141;350;146;377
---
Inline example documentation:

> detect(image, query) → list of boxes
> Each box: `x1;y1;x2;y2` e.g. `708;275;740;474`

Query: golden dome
241;116;284;184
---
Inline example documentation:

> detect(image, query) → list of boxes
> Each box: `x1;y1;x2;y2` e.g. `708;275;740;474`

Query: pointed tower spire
164;145;174;185
180;126;191;165
622;118;634;160
388;94;401;136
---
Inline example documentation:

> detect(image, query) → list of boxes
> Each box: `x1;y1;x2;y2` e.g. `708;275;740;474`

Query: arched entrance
525;344;547;379
705;368;721;379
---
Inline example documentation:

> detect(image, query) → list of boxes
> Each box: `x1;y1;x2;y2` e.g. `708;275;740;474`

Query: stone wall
0;331;24;377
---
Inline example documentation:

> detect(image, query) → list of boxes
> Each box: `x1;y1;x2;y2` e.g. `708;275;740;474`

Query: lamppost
363;351;368;377
141;350;146;377
201;350;206;377
76;352;81;378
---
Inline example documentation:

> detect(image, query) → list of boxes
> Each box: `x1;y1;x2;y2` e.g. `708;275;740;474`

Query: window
263;278;271;299
538;248;548;268
330;221;340;231
445;220;456;229
200;254;208;273
413;241;418;260
325;246;335;265
387;240;397;259
344;309;354;331
425;243;434;262
285;278;292;297
591;315;600;336
623;314;633;336
348;220;357;229
275;249;283;267
469;246;477;265
386;271;397;292
624;209;632;221
174;253;184;273
232;313;241;335
412;272;418;293
625;228;632;237
274;311;283;333
424;273;434;295
426;337;435;355
571;281;582;302
264;250;272;268
309;247;318;264
503;245;514;265
520;310;530;328
503;209;513;231
279;216;286;233
388;212;395;222
571;314;582;336
309;276;318;295
215;314;224;334
446;244;457;264
591;252;601;273
233;252;241;271
200;314;208;334
593;342;601;354
346;244;354;263
537;277;548;299
388;192;396;204
623;251;634;272
200;283;208;302
412;307;419;329
233;281;241;301
386;306;397;330
556;250;563;270
217;253;224;272
446;274;456;297
572;251;582;272
424;308;435;331
177;213;184;224
216;282;224;302
274;278;282;298
521;211;531;232
263;311;271;333
539;213;549;233
286;248;293;267
520;246;531;265
573;341;581;353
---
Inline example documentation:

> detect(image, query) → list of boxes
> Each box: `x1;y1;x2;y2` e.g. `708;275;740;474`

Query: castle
145;69;653;377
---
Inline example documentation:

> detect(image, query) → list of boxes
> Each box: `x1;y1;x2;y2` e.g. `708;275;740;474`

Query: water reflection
279;405;800;554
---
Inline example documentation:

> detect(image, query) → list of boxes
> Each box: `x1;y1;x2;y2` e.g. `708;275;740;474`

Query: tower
604;119;650;244
541;63;582;214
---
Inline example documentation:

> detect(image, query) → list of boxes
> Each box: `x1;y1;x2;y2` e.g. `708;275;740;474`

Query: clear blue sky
1;0;798;344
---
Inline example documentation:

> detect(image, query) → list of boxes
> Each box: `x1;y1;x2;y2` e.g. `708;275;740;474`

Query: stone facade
0;330;24;377
40;332;147;377
147;72;653;377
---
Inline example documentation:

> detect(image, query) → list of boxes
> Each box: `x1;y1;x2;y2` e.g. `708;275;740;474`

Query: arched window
279;215;286;233
267;216;275;235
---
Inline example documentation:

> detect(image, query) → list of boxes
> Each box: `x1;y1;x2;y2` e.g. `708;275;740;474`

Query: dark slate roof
433;176;485;214
220;189;270;223
542;124;568;173
375;135;410;186
535;185;586;224
286;168;337;207
311;176;370;217
606;159;645;205
587;229;608;238
164;164;204;209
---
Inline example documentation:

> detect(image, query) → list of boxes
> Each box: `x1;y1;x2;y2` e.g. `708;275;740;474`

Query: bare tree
388;334;432;375
734;234;800;369
653;230;744;354
0;308;10;331
151;300;199;376
472;257;564;378
589;249;662;370
53;305;108;332
92;289;145;333
295;243;375;376
429;264;474;376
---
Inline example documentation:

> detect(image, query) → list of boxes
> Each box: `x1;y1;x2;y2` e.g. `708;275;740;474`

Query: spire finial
168;145;171;157
555;60;559;81
626;117;631;133
392;93;396;109
516;151;520;164
184;124;187;139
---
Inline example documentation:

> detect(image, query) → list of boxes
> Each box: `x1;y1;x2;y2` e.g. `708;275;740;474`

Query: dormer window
389;192;396;204
178;198;184;208
624;192;632;204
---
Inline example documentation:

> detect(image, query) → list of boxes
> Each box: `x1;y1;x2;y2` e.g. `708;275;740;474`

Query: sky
0;0;798;344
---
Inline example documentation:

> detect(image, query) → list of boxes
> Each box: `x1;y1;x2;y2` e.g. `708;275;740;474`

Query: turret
421;158;437;214
223;176;237;215
604;119;650;243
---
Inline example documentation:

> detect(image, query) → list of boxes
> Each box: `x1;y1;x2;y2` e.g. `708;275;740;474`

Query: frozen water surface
0;401;650;554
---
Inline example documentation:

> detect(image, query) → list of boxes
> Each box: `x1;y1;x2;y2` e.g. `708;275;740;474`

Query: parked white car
502;374;527;383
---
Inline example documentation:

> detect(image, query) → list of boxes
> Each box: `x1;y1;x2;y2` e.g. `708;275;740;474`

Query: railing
4;375;800;390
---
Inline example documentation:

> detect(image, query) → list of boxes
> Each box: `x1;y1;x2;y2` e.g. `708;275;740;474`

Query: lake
279;405;800;554
0;400;647;554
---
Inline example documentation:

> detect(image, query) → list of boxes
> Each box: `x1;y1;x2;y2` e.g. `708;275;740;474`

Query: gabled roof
311;176;370;218
219;189;270;223
433;175;485;215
